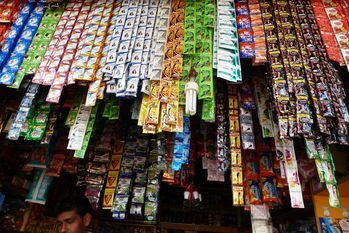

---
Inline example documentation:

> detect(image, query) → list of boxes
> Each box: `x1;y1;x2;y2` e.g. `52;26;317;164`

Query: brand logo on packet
104;194;112;205
22;6;30;14
111;159;119;169
108;177;116;186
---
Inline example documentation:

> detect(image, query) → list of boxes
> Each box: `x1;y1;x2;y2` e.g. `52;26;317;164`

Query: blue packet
27;16;42;28
13;40;31;55
14;15;27;28
21;27;37;41
0;72;16;85
173;145;184;155
32;4;45;16
240;48;255;59
4;56;22;72
171;158;182;171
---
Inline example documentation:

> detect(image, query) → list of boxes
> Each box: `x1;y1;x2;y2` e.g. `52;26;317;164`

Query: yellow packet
166;100;178;125
149;81;160;100
160;103;172;132
229;115;240;132
106;171;119;188
232;186;244;206
138;95;149;126
227;84;238;95
162;59;172;80
231;148;242;166
145;100;160;125
231;166;243;185
109;154;122;170
228;95;239;109
159;79;172;103
171;54;183;77
169;79;179;100
230;132;241;149
102;188;115;209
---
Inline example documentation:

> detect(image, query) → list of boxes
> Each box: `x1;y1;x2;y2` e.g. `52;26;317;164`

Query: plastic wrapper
259;153;274;177
132;186;146;204
86;173;105;185
246;161;259;180
116;178;131;195
0;3;45;86
87;162;108;175
112;195;129;220
326;183;341;208
85;184;103;211
26;168;53;205
249;181;262;205
233;185;244;206
261;178;278;203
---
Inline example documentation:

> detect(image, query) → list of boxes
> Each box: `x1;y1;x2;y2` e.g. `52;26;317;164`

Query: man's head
55;195;93;233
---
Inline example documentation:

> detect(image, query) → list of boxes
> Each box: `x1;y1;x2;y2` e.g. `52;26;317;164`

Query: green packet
25;125;47;141
33;111;50;126
198;68;213;99
184;29;196;54
103;99;120;119
103;102;112;118
179;81;186;105
201;97;215;122
109;105;120;120
184;4;196;55
74;135;90;159
144;201;158;222
204;3;215;28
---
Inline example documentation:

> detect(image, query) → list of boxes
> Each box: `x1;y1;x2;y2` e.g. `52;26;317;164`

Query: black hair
55;194;93;217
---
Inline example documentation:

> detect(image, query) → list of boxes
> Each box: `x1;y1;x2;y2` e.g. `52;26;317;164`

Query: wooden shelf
160;222;238;233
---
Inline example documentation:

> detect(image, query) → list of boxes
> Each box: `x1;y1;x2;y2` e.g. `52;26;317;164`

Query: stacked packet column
46;0;95;103
248;0;267;64
216;0;242;83
0;2;35;68
310;0;344;64
260;0;290;139
138;0;172;133
85;2;123;106
10;4;66;89
235;0;255;59
0;0;25;43
141;0;185;133
227;85;244;206
0;2;44;85
322;0;349;69
32;0;86;85
216;87;230;172
102;146;123;209
296;0;349;144
291;0;332;138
